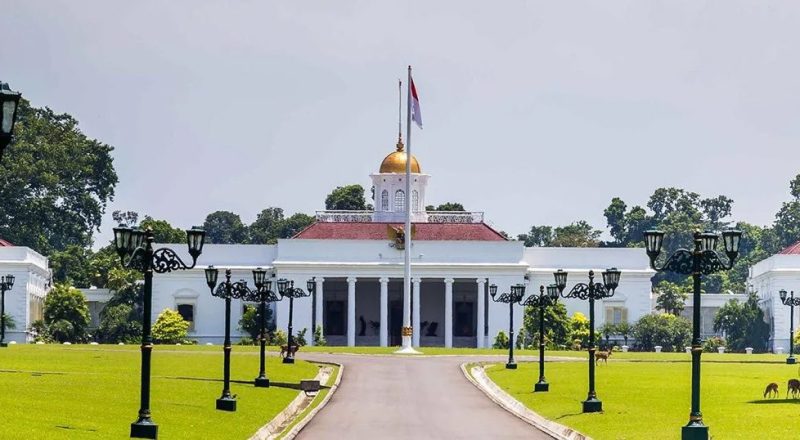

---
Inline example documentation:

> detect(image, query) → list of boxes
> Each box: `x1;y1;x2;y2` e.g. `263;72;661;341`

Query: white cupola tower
371;137;430;222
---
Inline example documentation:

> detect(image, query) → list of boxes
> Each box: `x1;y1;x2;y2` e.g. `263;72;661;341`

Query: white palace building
139;139;655;347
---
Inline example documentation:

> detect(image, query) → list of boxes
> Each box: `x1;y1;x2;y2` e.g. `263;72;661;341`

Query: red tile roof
293;222;507;241
780;241;800;255
0;238;13;247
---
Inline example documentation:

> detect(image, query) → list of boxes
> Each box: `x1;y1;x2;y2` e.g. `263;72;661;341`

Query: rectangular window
605;306;628;325
177;304;195;331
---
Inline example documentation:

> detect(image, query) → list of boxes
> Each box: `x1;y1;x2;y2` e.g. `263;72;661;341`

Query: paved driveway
295;353;553;439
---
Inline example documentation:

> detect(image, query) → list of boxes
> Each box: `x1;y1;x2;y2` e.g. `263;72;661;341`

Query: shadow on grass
748;399;800;404
554;412;585;420
0;369;66;376
163;376;331;391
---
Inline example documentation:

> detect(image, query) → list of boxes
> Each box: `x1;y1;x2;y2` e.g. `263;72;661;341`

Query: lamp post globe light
276;278;312;364
520;280;565;392
643;229;742;440
559;268;621;413
112;224;206;440
0;274;15;347
204;267;253;411
489;283;526;369
245;268;282;387
0;81;22;162
778;290;800;364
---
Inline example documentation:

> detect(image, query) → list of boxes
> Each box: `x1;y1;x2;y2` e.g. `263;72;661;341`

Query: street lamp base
254;377;270;387
0;342;7;348
283;357;295;364
582;398;602;413
505;362;517;370
534;381;549;392
216;397;237;412
681;423;709;440
787;357;797;365
130;419;158;439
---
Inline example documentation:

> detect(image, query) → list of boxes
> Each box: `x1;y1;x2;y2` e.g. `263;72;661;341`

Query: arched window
381;190;389;211
394;190;406;211
412;190;419;212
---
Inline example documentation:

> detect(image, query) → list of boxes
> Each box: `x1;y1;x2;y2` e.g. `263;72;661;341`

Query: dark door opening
389;300;403;346
454;301;474;337
325;300;345;336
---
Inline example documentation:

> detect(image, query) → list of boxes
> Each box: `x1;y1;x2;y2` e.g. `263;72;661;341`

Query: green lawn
0;345;321;440
485;355;800;440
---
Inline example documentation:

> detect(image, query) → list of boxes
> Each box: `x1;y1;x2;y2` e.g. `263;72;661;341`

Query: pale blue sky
3;1;800;246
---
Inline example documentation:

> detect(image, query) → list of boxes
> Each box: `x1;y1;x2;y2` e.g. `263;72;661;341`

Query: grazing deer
595;350;612;365
787;379;800;399
280;344;300;359
763;382;779;399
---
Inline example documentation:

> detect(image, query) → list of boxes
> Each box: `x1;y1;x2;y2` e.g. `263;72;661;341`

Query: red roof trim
779;240;800;255
293;222;507;241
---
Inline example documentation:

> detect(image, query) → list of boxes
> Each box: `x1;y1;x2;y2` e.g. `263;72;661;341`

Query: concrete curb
279;361;344;440
248;362;339;440
461;363;590;440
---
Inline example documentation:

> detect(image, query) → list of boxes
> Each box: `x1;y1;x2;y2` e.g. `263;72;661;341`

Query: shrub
238;304;275;340
714;293;770;352
152;309;189;344
295;328;308;346
313;325;326;346
632;313;691;352
703;336;726;353
43;283;90;343
270;329;288;346
2;313;16;330
493;330;509;349
96;304;142;344
237;336;254;346
569;312;590;347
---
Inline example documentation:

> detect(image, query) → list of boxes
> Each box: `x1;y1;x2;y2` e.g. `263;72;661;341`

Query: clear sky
3;1;800;247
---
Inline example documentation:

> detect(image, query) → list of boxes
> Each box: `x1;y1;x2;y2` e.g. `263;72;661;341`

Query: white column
476;278;486;348
444;278;454;348
412;277;422;347
312;277;324;346
347;277;357;347
380;277;389;347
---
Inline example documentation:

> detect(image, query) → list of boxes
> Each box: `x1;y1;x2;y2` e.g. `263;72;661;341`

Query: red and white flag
410;74;423;129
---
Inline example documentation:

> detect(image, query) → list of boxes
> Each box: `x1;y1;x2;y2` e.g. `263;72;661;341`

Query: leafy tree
279;213;315;238
632;313;691;352
521;301;570;348
517;226;553;247
140;216;186;243
2;313;16;330
492;330;509;349
615;321;632;346
249;207;285;244
551;221;602;247
50;245;94;287
325;184;368;210
599;322;617;348
0;99;118;254
43;283;90;343
654;280;689;316
569;312;591;348
203;211;249;244
96;304;142;344
713;293;770;352
425;202;465;211
238;304;275;340
152;309;189;344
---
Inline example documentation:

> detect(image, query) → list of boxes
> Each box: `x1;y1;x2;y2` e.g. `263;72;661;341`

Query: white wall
0;247;50;343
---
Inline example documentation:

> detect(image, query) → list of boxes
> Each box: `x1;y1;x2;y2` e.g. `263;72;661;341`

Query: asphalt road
295;353;553;439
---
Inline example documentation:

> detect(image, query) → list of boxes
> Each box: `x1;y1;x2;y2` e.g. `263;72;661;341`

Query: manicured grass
486;357;800;439
0;345;320;440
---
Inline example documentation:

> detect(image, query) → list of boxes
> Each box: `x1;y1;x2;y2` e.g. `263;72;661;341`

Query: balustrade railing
314;210;484;223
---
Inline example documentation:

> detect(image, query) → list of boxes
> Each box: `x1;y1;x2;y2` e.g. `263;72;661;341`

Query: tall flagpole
397;65;418;354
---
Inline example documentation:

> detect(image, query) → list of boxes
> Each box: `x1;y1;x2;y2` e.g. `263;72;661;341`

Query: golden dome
379;139;421;173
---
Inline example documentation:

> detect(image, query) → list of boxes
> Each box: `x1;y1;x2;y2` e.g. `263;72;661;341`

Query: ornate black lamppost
0;81;22;162
778;290;800;364
276;278;313;364
204;267;249;411
0;274;15;347
521;282;564;392
113;225;206;439
644;229;741;440
246;268;282;387
489;283;526;369
560;268;620;413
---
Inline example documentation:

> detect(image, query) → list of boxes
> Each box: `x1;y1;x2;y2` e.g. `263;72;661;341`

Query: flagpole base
394;334;421;355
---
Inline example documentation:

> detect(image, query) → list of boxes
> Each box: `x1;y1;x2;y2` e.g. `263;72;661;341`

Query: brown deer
787;379;800;399
280;344;300;359
763;382;779;399
595;350;612;365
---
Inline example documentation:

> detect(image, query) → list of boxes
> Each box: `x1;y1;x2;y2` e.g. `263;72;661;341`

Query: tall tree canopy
425;202;465;211
140;216;187;243
325;184;368;210
203;211;249;244
517;221;601;247
248;207;314;244
0;99;117;254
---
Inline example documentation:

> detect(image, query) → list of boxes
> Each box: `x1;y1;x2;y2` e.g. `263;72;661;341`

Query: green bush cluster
152;309;189;344
632;313;691;352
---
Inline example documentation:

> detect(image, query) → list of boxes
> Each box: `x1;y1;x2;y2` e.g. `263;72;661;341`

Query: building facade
749;242;800;351
0;243;50;343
